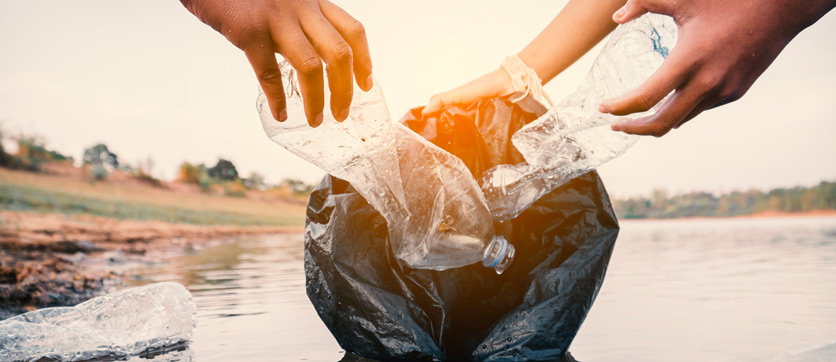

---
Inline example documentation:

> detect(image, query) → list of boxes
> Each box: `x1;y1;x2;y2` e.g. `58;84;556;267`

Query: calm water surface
133;216;836;361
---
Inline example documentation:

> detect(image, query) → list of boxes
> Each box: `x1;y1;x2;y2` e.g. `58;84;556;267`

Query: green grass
0;183;303;226
0;167;308;226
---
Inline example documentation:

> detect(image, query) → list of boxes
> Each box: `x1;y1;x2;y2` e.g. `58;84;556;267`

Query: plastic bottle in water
0;282;197;362
257;61;514;273
480;14;678;221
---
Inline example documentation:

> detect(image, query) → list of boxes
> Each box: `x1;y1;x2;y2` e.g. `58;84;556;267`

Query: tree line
0;129;315;197
3;128;833;213
613;182;836;219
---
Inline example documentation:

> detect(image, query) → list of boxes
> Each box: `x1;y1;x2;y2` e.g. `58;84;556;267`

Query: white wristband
500;55;553;110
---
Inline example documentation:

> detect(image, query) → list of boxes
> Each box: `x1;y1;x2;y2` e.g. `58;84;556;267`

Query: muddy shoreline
0;211;302;319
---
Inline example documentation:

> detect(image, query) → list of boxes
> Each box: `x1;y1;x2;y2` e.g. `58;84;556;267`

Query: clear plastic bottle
0;282;197;362
480;14;678;221
258;61;513;273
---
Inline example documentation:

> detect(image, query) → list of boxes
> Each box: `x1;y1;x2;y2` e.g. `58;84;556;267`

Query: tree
178;162;205;184
0;126;9;167
8;134;72;172
281;178;314;195
207;158;238;181
652;188;668;208
15;136;50;171
243;172;266;190
83;143;119;170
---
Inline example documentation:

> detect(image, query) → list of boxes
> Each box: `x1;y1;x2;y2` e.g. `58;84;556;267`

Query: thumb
612;0;649;24
423;89;468;115
599;49;688;115
423;94;448;115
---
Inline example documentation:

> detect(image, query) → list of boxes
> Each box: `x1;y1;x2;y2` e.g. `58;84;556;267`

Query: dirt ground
0;211;302;319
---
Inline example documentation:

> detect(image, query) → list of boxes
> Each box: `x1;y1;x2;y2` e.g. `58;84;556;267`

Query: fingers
612;0;648;24
271;23;325;127
423;69;511;114
674;87;738;129
320;0;373;91
193;0;372;128
244;37;288;122
299;8;354;122
612;0;678;24
599;49;690;116
423;89;465;115
674;99;711;129
611;81;706;137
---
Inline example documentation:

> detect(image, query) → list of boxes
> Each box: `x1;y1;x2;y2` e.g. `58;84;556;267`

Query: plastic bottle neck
482;235;515;274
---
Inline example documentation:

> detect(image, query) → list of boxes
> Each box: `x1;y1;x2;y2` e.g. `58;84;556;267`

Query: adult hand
599;0;835;137
422;69;515;114
181;0;373;127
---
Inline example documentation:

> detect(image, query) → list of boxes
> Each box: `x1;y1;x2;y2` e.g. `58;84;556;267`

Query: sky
1;1;834;198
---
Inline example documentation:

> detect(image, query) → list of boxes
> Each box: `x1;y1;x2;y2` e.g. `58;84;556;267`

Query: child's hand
422;68;515;115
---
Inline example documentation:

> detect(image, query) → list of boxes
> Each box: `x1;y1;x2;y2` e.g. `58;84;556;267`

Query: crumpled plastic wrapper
0;282;196;362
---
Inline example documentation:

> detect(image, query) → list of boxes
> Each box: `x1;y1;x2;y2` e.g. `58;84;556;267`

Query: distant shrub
243;172;266;190
198;172;215;192
280;178;315;196
131;170;162;187
47;149;71;162
0;142;10;168
0;127;8;167
207;159;239;181
14;137;47;171
129;157;162;187
82;143;119;170
178;162;204;185
5;135;72;172
223;179;247;198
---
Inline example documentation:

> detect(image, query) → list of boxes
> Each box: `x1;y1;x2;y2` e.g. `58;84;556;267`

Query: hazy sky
1;1;834;198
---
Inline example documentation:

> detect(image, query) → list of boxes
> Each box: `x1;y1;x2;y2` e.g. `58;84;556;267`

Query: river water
131;216;836;361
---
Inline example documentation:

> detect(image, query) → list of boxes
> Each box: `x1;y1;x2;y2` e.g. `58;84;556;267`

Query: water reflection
129;234;343;362
571;216;836;362
126;216;836;361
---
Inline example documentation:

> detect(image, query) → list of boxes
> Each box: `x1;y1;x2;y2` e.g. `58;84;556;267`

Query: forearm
518;0;626;84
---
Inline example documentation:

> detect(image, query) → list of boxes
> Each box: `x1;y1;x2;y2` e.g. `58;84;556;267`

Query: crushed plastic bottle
480;14;678;221
257;62;514;273
0;282;197;362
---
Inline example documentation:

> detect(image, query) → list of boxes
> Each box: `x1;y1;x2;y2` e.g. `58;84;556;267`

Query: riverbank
620;209;836;221
0;166;308;226
0;211;303;319
2;165;832;320
0;164;312;318
738;209;836;218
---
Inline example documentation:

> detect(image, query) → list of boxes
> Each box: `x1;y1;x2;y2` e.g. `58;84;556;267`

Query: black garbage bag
305;97;620;361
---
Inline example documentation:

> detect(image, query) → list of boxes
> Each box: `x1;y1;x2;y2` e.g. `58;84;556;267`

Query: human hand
181;0;373;127
422;68;515;115
599;0;835;137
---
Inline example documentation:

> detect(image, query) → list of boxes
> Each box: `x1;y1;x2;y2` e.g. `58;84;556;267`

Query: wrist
792;0;836;32
499;55;553;108
492;68;516;96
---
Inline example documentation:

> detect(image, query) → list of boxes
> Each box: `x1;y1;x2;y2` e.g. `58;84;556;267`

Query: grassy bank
0;168;306;226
